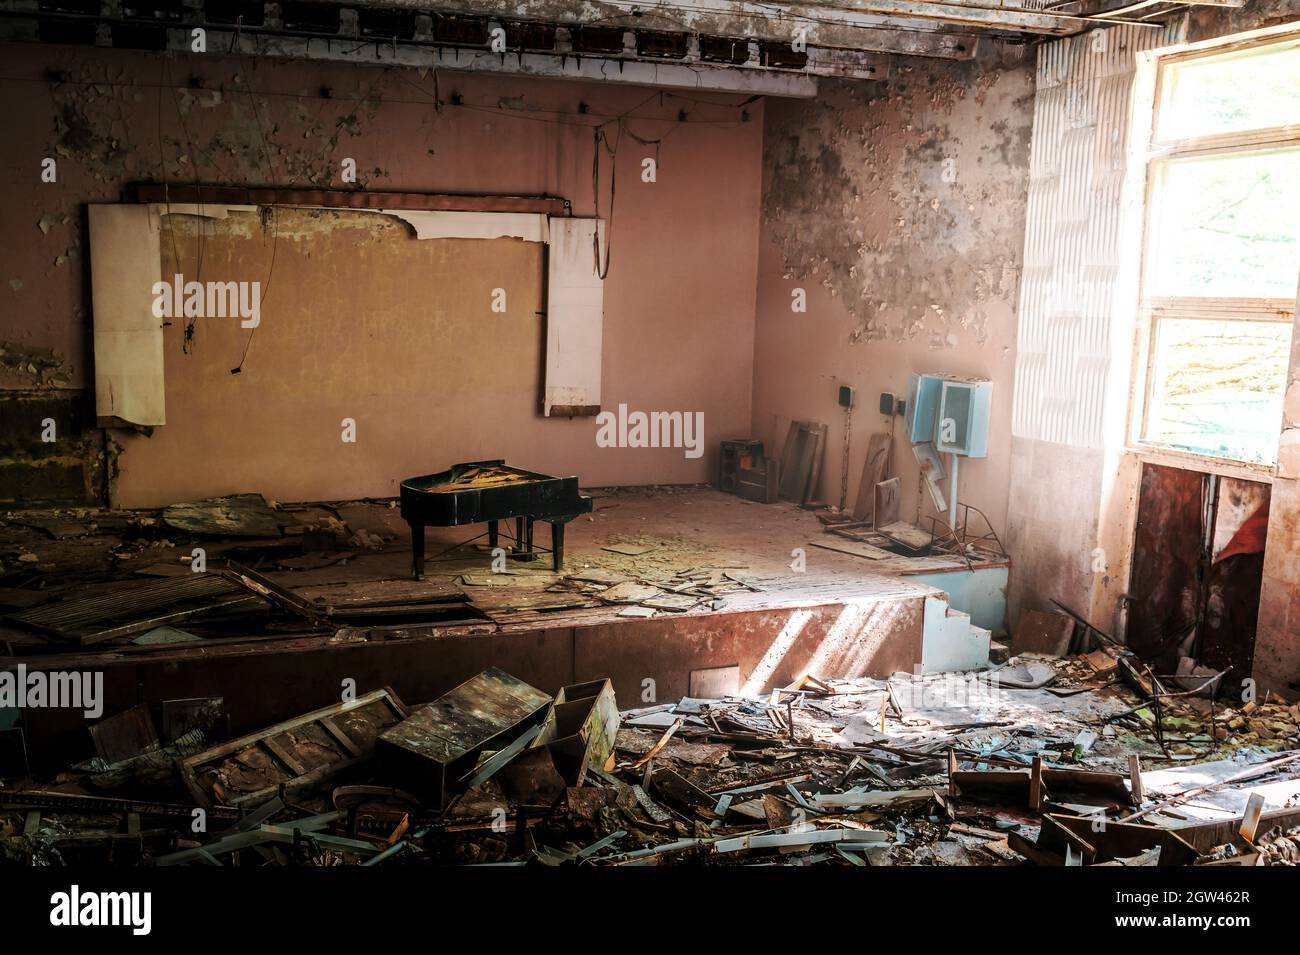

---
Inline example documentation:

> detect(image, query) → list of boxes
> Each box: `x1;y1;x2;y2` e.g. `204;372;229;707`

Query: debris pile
4;658;1299;867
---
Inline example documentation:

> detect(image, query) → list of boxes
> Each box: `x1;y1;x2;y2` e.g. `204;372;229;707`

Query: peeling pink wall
0;43;762;504
752;58;1034;539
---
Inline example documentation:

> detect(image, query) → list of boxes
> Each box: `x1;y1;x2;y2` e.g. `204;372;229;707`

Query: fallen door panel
178;687;408;808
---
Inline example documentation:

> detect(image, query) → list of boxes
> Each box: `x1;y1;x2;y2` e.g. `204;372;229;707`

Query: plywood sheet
113;209;546;506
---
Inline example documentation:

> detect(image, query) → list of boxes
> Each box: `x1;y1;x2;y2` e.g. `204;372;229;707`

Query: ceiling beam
378;0;1151;40
190;25;825;95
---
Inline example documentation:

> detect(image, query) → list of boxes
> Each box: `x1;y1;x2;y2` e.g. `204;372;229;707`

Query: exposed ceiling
0;0;1248;91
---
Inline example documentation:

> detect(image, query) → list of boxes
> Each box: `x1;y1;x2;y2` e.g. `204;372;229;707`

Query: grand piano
400;460;593;578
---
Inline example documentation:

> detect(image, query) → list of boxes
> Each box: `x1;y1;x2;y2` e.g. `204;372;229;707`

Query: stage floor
2;487;1006;763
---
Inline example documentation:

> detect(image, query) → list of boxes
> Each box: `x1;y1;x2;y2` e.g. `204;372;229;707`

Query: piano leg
515;516;524;553
550;521;565;571
488;520;499;550
410;522;425;580
525;517;535;553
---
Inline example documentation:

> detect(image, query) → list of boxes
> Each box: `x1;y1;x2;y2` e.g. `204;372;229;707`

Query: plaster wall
0;42;764;503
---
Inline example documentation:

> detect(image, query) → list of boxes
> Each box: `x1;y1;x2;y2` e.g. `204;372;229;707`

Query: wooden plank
223;561;329;625
162;494;282;538
774;423;806;504
1007;832;1062;866
262;736;309;777
803;422;828;505
875;477;902;527
809;538;892;560
1157;805;1300;853
852;433;892;522
131;182;568;216
1239;792;1266;844
1129;755;1144;804
1042;766;1134;805
1044;814;1200;866
879;521;932;551
319;717;364;758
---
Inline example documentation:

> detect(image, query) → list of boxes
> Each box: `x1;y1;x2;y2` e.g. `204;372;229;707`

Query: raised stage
1;487;1008;767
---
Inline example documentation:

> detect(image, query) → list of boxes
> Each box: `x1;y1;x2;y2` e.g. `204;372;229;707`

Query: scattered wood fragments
161;493;284;538
6;647;1300;867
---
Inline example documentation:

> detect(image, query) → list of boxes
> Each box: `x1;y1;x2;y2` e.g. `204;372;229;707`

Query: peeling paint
0;342;70;388
762;57;1033;350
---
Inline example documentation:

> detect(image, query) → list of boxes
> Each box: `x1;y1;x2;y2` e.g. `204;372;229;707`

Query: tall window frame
1131;33;1300;471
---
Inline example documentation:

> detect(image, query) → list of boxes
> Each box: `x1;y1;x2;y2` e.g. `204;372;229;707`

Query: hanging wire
229;27;282;375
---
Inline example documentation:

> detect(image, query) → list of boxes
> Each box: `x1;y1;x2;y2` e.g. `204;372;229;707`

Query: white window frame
1128;31;1300;476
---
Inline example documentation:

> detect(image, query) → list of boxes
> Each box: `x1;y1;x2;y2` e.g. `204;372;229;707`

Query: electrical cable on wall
591;124;621;279
230;27;282;375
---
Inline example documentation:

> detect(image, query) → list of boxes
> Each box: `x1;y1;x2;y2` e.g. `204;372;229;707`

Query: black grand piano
401;460;593;578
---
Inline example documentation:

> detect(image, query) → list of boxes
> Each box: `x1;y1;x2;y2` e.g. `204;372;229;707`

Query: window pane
1156;41;1300;140
1146;149;1300;298
1145;317;1290;464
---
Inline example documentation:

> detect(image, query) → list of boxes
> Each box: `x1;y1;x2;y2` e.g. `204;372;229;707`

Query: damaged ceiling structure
0;0;1251;87
1;0;1299;933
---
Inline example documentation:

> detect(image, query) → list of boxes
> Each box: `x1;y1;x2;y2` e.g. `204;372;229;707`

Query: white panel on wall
1012;21;1185;449
543;217;605;417
89;204;166;427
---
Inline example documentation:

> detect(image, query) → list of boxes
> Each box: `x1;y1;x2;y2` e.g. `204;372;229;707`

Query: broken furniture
548;679;620;784
178;688;409;808
400;460;592;576
718;439;764;494
718;439;779;504
377;667;555;806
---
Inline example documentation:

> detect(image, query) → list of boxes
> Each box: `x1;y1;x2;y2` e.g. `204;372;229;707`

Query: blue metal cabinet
936;378;992;458
906;374;992;457
905;373;943;443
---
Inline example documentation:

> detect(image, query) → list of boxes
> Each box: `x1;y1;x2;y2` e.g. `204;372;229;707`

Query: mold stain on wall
762;54;1034;351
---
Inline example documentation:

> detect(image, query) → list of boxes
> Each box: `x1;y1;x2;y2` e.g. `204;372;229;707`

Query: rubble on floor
0;492;780;647
4;652;1298;867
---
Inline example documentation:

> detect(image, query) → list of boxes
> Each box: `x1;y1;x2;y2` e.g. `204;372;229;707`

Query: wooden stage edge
8;589;928;770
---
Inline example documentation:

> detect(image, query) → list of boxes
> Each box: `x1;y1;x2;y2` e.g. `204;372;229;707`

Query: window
1136;36;1300;467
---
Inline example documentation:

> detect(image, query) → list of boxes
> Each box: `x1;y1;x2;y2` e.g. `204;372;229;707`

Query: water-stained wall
753;51;1034;540
0;42;763;505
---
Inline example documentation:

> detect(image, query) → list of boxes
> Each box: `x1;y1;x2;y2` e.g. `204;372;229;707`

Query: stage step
921;595;992;673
